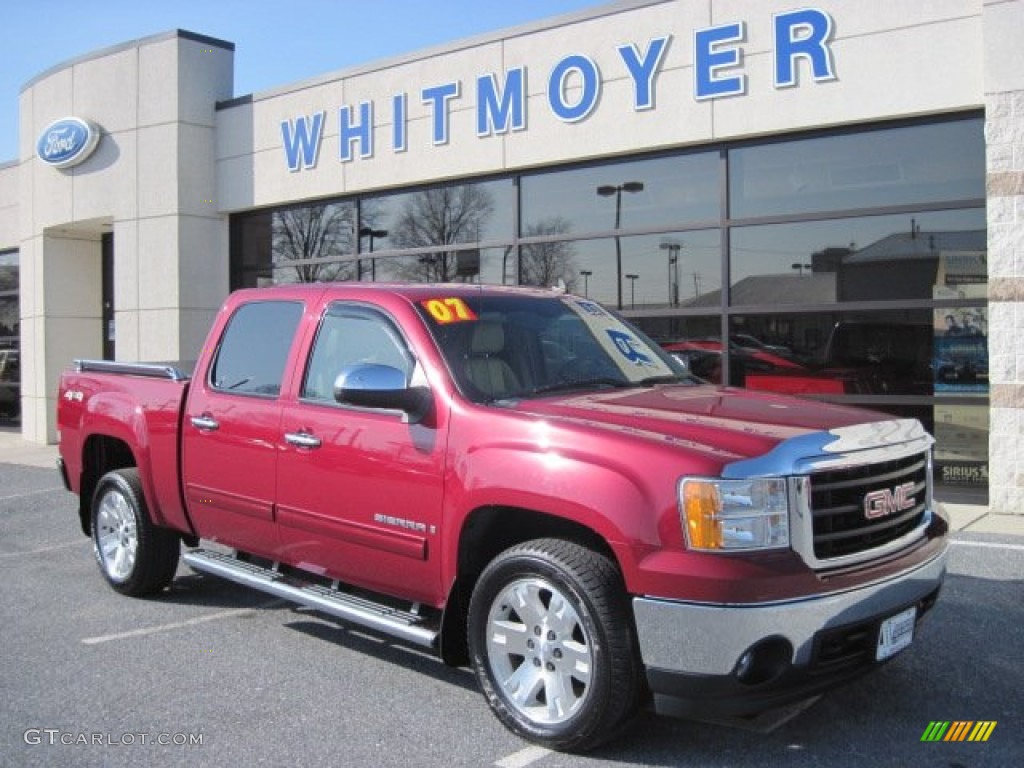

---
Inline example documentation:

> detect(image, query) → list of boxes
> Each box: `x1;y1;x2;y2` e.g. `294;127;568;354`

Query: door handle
190;414;219;431
284;431;322;449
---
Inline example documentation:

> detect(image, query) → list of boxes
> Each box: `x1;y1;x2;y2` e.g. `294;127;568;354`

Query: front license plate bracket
876;605;917;661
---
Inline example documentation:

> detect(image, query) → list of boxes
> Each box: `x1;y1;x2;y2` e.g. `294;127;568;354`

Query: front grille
810;452;929;561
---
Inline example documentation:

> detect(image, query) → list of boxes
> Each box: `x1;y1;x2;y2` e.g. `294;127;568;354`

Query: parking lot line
951;540;1024;552
494;745;551;768
0;486;65;502
0;539;88;559
81;600;284;645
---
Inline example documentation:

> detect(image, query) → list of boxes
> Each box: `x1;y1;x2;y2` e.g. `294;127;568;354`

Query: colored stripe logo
921;721;997;742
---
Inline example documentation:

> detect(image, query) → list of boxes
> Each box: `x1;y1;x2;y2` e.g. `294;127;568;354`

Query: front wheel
91;468;180;596
467;538;643;752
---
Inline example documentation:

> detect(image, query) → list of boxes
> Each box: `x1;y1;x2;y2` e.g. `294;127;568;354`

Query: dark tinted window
0;250;17;423
362;179;514;246
210;301;303;396
729;208;985;306
729;119;984;218
521;153;719;237
718;310;939;396
230;202;357;289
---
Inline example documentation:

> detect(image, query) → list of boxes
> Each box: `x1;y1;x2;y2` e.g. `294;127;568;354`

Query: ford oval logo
36;117;101;169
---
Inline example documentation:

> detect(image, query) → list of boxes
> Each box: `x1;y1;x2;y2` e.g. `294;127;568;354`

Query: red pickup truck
57;283;948;751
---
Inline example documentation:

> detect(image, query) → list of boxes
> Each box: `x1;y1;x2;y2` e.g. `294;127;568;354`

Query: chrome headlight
680;477;789;551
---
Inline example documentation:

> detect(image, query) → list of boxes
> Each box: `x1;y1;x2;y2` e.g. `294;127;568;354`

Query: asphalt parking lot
1;456;1021;768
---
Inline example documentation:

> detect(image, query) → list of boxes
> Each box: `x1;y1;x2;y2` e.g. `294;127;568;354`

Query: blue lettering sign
617;36;670;110
477;68;527;136
422;82;460;145
277;8;840;170
774;8;836;87
280;112;325;172
548;54;600;123
340;102;373;161
393;93;407;153
606;330;653;365
694;23;746;100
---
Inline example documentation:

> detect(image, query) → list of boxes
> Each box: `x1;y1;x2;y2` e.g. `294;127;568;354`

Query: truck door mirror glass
334;364;430;423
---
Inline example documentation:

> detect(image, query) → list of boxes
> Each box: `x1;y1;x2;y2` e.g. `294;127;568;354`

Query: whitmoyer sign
280;7;837;171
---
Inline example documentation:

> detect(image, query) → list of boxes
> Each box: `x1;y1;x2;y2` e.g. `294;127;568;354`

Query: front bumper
632;546;947;717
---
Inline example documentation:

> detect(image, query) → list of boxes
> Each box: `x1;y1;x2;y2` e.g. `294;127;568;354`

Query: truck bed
57;359;195;536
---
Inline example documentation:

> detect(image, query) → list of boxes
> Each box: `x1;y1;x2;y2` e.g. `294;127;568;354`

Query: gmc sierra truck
56;283;948;751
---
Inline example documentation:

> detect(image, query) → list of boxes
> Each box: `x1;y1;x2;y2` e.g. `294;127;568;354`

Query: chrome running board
182;549;439;649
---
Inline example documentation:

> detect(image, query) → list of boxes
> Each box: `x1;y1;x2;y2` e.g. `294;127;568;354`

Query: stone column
984;0;1024;514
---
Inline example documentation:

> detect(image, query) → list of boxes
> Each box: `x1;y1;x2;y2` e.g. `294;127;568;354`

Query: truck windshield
415;293;695;402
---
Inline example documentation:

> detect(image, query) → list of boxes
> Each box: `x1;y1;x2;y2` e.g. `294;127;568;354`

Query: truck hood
501;383;892;466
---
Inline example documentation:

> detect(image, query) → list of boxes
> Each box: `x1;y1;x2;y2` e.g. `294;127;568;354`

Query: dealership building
0;0;1021;511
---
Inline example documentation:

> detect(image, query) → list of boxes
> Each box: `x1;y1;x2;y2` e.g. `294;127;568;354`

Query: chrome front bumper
633;546;948;677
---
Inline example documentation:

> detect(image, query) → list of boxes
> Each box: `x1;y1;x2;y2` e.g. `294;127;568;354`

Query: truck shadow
157;569;479;694
155;570;285;610
154;563;1020;765
282;610;480;694
594;570;1022;766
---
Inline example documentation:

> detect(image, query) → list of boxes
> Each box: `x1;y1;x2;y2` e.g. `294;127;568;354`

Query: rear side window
210;301;303;396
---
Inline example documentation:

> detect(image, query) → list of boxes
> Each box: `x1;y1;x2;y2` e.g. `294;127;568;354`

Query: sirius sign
280;7;837;172
36;117;101;169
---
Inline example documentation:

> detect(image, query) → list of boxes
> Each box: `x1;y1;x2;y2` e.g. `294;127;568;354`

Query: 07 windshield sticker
421;297;478;325
563;298;673;381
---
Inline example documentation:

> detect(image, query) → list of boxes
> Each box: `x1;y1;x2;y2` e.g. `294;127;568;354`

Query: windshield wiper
530;378;631;396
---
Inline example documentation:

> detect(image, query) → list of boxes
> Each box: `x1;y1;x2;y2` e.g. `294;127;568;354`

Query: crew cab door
182;299;305;558
275;302;446;603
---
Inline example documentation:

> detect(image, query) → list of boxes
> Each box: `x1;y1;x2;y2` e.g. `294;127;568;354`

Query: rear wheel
91;468;180;596
467;538;642;751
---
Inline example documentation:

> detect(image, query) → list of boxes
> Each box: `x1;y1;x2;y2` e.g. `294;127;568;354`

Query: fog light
734;637;793;685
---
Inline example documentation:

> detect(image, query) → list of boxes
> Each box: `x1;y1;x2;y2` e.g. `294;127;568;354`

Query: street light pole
625;273;639;309
596;181;643;309
580;269;592;298
660;240;681;306
359;226;388;281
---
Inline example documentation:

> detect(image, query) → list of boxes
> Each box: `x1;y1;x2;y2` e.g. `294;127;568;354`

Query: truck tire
91;468;180;596
467;538;643;752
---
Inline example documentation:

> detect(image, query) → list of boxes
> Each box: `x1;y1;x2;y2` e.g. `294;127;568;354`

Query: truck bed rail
74;359;194;382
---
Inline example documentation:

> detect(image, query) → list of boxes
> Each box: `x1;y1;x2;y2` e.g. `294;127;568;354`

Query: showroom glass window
719;116;987;493
228;114;987;491
231;202;357;288
520;152;719;237
728;120;984;218
0;249;18;424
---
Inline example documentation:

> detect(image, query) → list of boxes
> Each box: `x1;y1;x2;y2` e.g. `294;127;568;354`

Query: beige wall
13;31;233;441
216;0;985;212
0;163;16;245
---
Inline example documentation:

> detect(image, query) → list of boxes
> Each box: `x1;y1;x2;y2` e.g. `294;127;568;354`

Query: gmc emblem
863;481;916;520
